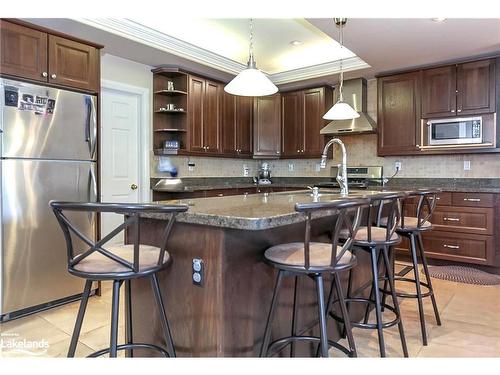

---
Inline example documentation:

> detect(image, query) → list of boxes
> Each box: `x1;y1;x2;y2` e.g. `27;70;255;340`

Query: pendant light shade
224;19;278;97
323;101;360;120
323;18;359;120
224;62;278;96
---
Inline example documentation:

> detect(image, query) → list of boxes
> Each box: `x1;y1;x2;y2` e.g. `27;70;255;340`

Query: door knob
42;72;48;77
51;74;57;79
131;184;138;190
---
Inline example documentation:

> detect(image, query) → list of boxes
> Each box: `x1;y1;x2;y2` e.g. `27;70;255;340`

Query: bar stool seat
341;226;400;246
379;190;442;346
264;242;356;270
380;216;432;231
50;201;188;358
260;198;369;358
72;244;170;276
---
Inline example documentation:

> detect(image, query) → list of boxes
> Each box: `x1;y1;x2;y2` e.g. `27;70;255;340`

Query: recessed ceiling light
290;40;303;46
431;18;447;22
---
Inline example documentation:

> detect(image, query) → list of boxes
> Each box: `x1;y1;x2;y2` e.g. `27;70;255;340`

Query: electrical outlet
188;162;195;172
395;161;402;171
192;258;204;286
464;160;471;171
288;163;294;172
315;163;321;172
243;165;249;177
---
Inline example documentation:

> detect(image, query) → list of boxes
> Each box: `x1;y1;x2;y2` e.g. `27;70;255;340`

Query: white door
101;88;140;244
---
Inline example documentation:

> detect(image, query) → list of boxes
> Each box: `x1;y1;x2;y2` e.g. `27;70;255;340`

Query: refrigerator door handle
87;164;98;221
84;96;98;160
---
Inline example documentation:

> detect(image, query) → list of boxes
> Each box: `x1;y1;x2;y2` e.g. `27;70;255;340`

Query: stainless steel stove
314;166;384;190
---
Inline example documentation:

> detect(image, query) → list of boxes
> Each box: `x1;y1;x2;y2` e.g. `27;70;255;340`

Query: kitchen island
127;190;395;357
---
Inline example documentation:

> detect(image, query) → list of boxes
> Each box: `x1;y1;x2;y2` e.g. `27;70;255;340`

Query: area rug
426;265;500;285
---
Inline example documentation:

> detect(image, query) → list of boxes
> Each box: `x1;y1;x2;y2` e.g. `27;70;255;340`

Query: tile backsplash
151;79;500;180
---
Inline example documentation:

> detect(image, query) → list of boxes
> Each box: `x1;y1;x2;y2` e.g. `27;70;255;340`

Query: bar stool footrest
267;335;354;357
389;276;434;299
87;343;172;358
329;297;400;330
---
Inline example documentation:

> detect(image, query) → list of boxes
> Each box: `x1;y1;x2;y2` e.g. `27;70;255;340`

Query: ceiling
25;18;500;88
129;18;357;74
308;18;500;77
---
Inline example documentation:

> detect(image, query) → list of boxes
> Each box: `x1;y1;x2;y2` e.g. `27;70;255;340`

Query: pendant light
323;18;360;120
224;19;278;97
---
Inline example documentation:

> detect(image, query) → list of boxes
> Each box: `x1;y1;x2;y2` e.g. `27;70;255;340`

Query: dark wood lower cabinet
397;191;498;266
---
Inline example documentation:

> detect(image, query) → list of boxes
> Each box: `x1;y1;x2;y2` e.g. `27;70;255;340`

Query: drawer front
431;206;494;235
452;192;494;207
403;191;451;209
434;192;452;206
422;231;494;265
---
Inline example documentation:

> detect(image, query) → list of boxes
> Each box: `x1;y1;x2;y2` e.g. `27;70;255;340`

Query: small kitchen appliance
257;162;272;185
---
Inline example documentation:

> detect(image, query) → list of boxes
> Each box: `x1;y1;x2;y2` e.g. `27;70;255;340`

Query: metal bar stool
260;197;369;358
50;201;188;358
331;191;409;357
384;189;442;346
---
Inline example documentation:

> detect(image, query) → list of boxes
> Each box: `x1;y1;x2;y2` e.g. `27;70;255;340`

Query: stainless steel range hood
320;78;377;135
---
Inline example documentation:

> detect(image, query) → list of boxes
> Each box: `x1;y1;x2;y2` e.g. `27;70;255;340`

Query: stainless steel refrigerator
0;78;98;322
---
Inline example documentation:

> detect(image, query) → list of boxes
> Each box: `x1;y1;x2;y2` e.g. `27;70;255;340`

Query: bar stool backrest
295;198;369;270
401;189;440;229
365;191;408;243
50;202;188;277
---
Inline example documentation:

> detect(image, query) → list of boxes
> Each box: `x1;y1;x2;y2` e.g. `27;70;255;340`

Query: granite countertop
150;177;331;192
143;189;400;231
151;177;500;194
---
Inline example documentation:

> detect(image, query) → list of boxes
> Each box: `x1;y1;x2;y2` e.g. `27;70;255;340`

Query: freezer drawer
1;78;97;161
0;158;97;315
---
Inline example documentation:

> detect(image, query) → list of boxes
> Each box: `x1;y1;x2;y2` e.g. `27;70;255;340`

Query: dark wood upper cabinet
0;20;48;82
421;65;457;118
203;80;221;153
48;35;99;92
221;93;237;155
236;96;253;155
377;72;421;156
281;91;303;157
221;94;253;157
188;75;221;154
0;19;101;93
457;59;496;115
188;76;205;152
253;94;281;158
421;60;495;119
281;86;332;158
303;87;329;157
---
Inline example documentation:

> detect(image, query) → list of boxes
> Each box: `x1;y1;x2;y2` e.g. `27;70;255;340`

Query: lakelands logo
0;333;49;356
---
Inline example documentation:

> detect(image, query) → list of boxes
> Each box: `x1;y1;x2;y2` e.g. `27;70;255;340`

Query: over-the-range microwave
427;116;482;146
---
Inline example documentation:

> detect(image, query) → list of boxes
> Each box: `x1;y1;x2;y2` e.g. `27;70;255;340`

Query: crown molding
270;57;370;85
76;18;370;84
76;18;246;74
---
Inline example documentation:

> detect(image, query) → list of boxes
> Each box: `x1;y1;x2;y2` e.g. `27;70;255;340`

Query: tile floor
1;263;499;358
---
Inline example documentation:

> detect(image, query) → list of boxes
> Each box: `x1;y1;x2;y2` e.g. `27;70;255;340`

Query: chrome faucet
320;138;348;196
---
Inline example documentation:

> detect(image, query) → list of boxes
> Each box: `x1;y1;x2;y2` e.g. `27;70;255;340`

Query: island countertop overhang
142;189;406;230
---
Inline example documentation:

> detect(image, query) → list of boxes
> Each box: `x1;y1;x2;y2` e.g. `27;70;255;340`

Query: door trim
101;79;151;203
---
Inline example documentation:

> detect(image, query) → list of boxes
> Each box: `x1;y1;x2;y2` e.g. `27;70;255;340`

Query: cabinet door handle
50;74;57;79
276;151;280;154
42;72;48;78
443;244;460;249
457;109;462;113
443;217;460;222
451;109;455;113
464;198;481;202
217;193;224;197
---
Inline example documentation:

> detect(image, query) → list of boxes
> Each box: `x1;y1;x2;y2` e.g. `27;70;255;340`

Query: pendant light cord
337;18;345;102
247;18;256;68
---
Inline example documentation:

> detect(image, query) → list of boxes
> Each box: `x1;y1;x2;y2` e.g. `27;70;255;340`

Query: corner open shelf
152;67;189;153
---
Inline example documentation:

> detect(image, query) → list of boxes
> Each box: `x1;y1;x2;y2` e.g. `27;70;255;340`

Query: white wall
101;53;153;92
